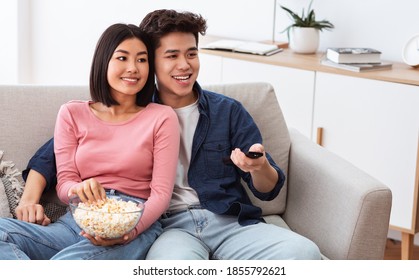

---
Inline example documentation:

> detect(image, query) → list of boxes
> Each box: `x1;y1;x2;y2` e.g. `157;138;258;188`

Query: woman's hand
81;229;136;246
68;178;136;246
68;178;107;204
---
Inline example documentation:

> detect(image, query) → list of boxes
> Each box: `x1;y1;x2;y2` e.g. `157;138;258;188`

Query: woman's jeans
0;211;162;260
146;208;321;260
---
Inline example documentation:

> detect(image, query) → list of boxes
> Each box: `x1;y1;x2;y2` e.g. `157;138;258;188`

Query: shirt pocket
203;141;234;179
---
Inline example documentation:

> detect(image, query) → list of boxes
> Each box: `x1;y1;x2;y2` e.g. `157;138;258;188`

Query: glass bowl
69;193;144;239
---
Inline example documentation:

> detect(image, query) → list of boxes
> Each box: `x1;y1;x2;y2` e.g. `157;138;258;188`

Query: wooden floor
384;239;419;260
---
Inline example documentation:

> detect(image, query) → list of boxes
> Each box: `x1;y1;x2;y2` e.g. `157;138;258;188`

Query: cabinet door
313;72;419;231
221;58;316;138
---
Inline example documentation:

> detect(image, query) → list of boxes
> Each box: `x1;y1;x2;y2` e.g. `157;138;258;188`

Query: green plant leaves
280;0;334;35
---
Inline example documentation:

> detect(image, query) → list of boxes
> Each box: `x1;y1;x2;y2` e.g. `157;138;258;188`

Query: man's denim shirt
25;82;285;226
153;83;286;225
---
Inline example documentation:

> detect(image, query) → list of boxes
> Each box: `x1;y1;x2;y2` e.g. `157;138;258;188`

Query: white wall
275;0;419;63
2;0;417;85
1;0;273;85
0;1;19;83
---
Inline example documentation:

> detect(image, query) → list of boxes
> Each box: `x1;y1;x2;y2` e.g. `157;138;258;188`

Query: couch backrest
203;82;291;215
0;82;290;215
0;85;90;171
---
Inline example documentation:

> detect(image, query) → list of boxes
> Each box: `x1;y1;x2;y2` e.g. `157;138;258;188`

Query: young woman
0;23;179;260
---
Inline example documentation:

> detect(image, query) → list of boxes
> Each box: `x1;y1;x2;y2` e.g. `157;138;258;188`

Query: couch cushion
0;85;90;171
203;82;291;215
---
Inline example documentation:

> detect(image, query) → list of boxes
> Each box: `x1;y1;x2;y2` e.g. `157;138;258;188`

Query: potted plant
280;0;334;54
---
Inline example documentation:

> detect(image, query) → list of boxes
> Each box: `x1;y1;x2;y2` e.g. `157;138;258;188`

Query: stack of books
321;47;392;72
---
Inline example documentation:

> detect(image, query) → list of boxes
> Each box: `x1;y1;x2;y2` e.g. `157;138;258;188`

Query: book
326;47;382;63
201;39;283;56
321;58;392;72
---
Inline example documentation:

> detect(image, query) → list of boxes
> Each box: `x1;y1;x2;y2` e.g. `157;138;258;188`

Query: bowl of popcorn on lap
69;191;144;239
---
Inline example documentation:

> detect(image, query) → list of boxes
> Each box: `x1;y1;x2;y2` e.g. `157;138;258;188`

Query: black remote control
222;151;263;165
245;151;263;159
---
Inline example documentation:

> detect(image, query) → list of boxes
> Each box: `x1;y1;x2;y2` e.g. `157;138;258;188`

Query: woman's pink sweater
54;101;180;236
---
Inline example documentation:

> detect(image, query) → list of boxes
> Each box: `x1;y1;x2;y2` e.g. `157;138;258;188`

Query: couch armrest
283;128;392;259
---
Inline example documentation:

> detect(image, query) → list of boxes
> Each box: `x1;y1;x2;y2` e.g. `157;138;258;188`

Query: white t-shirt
169;99;200;211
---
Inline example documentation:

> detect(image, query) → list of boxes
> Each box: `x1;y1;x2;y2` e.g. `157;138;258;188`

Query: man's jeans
146;208;321;260
0;211;162;260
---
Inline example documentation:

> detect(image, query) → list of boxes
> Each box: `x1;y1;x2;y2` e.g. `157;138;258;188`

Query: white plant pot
290;27;319;54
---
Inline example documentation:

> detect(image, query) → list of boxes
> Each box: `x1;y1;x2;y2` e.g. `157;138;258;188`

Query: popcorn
72;197;143;239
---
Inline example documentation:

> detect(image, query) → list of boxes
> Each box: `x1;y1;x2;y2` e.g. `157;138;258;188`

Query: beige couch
0;82;392;259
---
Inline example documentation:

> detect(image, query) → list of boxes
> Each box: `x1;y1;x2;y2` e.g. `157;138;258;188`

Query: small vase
290;27;319;54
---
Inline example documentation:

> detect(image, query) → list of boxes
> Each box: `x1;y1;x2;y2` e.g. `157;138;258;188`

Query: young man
141;9;320;260
16;9;321;260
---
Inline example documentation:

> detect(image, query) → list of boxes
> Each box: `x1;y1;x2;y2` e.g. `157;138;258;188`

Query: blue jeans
146;208;321;260
0;211;162;260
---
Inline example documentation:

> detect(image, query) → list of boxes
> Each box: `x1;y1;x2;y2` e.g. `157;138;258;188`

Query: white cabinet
201;56;316;138
222;58;315;138
313;72;419;232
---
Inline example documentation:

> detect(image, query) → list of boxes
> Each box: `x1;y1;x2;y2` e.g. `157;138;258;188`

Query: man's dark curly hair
139;9;207;50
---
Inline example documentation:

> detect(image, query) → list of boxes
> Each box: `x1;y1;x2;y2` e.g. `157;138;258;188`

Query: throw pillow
0;150;67;222
0;150;24;218
38;190;68;222
0;177;12;218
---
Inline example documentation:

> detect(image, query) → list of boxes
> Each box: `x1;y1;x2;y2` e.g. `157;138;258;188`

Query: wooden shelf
200;35;419;87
